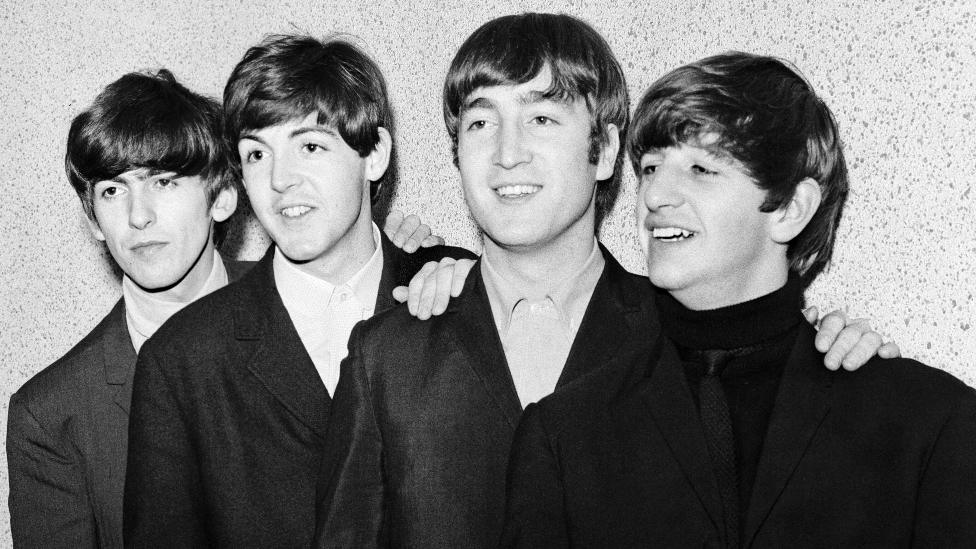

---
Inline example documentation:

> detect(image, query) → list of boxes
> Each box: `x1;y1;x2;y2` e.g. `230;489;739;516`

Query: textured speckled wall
1;0;974;540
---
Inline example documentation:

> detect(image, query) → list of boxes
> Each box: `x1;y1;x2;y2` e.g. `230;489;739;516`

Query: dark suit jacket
6;257;251;549
314;248;657;549
123;236;474;548
502;322;976;548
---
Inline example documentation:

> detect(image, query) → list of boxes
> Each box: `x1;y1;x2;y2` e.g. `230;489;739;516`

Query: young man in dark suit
121;35;474;548
6;66;441;549
6;70;248;549
502;52;976;548
315;15;895;549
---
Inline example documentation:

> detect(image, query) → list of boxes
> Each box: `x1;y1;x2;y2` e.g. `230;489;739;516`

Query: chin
646;264;692;292
277;239;332;264
127;271;184;292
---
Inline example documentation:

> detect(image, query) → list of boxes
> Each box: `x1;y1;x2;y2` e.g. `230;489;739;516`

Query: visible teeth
652;227;694;240
496;185;541;197
282;206;311;218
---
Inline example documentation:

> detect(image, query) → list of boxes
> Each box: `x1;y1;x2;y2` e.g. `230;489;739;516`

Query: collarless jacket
315;247;658;549
502;322;976;548
123;237;474;548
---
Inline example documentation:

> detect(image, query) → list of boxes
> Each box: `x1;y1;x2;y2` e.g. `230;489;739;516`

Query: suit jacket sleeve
123;346;207;547
501;403;570;549
912;387;976;546
7;393;97;549
314;322;387;548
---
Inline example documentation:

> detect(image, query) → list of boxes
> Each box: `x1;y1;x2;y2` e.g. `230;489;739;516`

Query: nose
128;188;155;230
641;165;685;211
492;122;531;169
270;153;300;193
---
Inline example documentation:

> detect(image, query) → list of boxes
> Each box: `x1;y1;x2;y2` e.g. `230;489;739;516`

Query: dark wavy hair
443;13;629;229
629;51;849;284
65;69;234;242
223;34;397;222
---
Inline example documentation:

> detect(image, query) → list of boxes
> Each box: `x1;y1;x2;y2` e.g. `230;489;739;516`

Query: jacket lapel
101;299;138;414
236;247;331;438
743;323;832;546
557;246;648;387
643;335;726;534
447;263;524;429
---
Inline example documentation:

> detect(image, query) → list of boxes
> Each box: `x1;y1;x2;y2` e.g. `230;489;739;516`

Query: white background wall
1;0;974;541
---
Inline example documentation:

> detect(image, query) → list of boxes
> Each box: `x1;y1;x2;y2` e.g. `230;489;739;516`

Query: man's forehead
106;167;176;183
462;83;579;113
241;111;339;139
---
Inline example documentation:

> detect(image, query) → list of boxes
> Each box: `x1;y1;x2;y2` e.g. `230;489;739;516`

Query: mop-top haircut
443;13;629;228
629;51;849;283
66;69;234;220
223;34;398;221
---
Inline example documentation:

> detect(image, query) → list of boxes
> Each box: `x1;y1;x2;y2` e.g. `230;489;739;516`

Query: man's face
237;112;380;271
457;68;616;253
90;168;230;296
636;140;784;309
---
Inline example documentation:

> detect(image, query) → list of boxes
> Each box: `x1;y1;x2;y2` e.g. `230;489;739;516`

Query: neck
289;209;376;286
481;228;596;300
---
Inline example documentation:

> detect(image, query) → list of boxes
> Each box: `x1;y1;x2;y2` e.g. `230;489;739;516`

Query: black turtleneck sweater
655;275;804;535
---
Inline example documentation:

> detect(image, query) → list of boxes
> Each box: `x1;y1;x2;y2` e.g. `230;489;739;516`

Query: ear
769;178;822;244
364;127;392;183
86;214;106;242
595;123;620;182
209;185;238;223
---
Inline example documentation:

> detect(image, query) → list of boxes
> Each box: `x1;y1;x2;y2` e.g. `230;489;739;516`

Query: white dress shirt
273;223;384;395
482;238;605;407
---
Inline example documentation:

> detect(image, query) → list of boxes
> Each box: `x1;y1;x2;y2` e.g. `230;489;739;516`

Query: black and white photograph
1;0;974;546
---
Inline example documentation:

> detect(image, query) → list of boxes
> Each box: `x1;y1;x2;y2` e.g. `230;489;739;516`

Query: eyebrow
461;89;572;114
238;125;338;143
107;169;176;183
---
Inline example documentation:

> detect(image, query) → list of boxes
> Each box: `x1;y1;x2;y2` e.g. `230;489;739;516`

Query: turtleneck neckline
655;274;804;351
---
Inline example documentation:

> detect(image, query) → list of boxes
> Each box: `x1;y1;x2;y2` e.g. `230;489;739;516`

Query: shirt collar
481;237;605;334
273;222;384;319
123;248;229;353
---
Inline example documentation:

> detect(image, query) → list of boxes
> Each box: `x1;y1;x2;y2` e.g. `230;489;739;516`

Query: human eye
95;183;124;200
302;142;326;154
691;164;718;176
465;118;488;131
245;149;265;163
531;115;555;126
239;142;265;164
640;153;662;177
154;176;178;189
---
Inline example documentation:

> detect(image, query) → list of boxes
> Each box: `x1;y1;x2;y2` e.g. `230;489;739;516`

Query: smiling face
237;112;389;279
637;140;789;310
90;168;235;300
457;68;616;256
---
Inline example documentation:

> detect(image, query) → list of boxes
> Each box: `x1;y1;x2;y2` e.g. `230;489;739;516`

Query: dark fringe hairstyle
443;13;629;229
628;52;849;285
223;34;397;223
65;69;234;243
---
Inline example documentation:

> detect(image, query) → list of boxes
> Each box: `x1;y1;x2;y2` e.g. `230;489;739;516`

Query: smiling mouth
651;227;696;242
495;185;541;198
281;205;313;218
